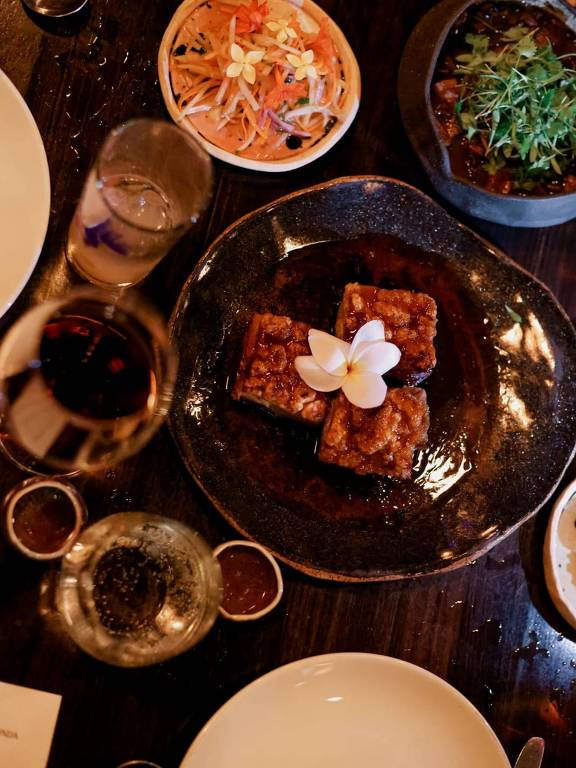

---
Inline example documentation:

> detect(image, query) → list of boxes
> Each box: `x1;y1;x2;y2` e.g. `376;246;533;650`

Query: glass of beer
66;119;213;288
0;287;177;474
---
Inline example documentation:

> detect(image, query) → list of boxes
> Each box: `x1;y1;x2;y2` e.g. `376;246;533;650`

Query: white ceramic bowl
158;0;361;172
544;478;576;630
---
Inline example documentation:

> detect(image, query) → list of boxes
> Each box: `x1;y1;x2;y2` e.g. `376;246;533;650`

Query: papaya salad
167;0;352;160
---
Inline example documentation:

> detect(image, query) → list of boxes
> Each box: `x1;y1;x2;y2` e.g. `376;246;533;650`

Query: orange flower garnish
309;19;336;66
235;0;269;35
264;80;307;110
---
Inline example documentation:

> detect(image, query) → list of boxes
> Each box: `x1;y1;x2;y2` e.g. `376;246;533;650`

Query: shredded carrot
309;18;337;69
265;80;307;110
236;0;269;35
168;0;349;156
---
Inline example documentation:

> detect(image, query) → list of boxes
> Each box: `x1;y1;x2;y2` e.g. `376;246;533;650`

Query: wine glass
0;287;177;474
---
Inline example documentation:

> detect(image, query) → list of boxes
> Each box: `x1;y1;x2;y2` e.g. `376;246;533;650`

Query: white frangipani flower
294;320;401;409
226;43;265;85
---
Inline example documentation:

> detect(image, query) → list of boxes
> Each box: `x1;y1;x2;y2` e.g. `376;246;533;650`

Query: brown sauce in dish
432;2;576;195
217;546;278;615
12;488;77;554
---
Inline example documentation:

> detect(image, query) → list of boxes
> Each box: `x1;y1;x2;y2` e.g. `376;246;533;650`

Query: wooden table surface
1;1;575;766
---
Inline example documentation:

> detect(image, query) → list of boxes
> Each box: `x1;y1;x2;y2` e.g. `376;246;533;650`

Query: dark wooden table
1;1;575;766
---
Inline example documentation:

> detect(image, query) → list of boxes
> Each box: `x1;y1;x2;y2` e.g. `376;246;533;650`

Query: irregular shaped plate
180;653;511;767
169;176;576;581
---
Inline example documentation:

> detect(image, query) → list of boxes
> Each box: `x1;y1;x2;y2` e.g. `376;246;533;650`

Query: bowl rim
3;477;86;561
403;0;576;203
157;0;361;172
543;478;576;630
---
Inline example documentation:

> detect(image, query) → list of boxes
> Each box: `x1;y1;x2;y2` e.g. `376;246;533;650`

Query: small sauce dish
213;540;283;622
3;477;86;561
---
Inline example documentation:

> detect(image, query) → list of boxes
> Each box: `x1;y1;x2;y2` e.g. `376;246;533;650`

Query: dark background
0;0;575;766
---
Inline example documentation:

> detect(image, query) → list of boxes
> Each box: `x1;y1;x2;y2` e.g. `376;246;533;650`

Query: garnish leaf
505;304;523;324
452;26;576;185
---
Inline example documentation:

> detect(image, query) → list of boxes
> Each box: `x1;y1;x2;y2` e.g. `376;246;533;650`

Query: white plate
0;70;50;317
180;653;511;768
544;478;576;630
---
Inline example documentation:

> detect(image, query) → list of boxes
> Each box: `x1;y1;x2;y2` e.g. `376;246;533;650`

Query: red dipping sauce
216;544;279;616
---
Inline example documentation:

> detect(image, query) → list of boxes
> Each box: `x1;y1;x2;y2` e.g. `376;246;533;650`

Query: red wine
0;298;169;472
40;315;153;419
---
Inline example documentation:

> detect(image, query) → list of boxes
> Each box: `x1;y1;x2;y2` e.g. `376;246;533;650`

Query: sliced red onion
268;109;311;137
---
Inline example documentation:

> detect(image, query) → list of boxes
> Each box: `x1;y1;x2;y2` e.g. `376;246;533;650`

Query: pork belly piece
318;388;429;478
335;284;437;384
232;313;328;425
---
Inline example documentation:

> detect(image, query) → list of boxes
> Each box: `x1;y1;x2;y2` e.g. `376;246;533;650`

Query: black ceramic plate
169;177;576;581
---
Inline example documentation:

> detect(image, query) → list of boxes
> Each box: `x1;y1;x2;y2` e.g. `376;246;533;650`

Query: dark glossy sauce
12;487;77;554
433;2;576;195
215;234;498;528
217;545;278;615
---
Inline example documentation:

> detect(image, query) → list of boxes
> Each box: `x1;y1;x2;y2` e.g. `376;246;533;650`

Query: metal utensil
514;738;545;768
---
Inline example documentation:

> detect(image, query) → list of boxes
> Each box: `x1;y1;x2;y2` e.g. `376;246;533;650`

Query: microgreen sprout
454;26;576;185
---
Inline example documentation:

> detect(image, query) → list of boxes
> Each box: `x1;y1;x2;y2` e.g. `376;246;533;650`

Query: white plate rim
544;477;576;630
179;651;511;767
0;69;50;317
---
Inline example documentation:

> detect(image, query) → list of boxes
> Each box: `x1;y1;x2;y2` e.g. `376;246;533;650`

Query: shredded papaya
168;0;349;156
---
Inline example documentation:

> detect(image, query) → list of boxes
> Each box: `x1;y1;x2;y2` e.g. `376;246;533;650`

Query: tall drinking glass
0;287;177;474
57;513;222;667
66;119;213;288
